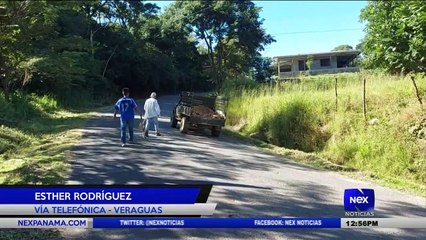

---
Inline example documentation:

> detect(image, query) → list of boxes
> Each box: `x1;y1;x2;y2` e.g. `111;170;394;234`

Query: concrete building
274;50;360;78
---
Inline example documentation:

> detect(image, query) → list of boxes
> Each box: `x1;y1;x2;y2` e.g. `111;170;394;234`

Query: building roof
274;50;361;60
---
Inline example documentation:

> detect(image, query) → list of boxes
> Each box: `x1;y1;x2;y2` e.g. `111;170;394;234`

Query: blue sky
147;1;368;57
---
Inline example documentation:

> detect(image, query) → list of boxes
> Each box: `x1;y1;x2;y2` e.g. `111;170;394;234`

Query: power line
173;5;213;22
271;28;363;35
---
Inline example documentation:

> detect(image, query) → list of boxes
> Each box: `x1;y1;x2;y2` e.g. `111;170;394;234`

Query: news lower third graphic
344;189;375;217
0;217;425;229
0;185;425;229
0;185;214;217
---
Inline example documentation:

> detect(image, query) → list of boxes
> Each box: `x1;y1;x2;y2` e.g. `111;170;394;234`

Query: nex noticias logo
344;189;375;212
351;196;369;203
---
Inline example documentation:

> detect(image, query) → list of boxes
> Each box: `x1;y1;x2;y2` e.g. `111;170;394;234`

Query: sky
147;1;368;57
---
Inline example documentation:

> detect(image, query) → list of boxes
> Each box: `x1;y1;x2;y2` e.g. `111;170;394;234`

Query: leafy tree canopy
360;0;426;74
0;0;274;105
163;0;275;90
332;44;354;51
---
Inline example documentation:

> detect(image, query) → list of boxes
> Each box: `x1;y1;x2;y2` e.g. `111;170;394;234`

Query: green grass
0;93;92;184
0;93;93;240
224;71;426;195
0;229;64;240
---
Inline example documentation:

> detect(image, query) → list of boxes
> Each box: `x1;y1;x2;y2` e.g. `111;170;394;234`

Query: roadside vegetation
224;71;426;194
0;93;92;185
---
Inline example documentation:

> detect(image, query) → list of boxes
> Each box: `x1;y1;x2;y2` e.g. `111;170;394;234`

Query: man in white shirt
144;92;161;137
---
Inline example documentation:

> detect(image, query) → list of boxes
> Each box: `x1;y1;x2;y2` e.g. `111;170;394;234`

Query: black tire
211;126;221;137
180;116;189;133
170;114;177;128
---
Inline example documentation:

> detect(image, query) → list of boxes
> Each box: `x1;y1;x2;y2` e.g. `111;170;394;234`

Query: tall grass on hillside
225;72;426;191
0;93;89;184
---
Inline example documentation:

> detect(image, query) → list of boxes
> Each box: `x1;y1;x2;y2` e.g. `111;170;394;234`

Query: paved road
63;95;426;239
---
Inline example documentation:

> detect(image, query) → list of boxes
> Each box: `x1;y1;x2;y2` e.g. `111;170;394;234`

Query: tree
355;42;363;51
306;55;314;71
155;12;209;92
0;0;231;106
22;2;108;104
0;0;53;101
360;1;426;74
253;56;273;82
332;44;353;51
164;0;274;90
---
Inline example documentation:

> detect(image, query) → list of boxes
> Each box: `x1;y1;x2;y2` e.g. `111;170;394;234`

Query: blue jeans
145;117;159;133
120;118;134;143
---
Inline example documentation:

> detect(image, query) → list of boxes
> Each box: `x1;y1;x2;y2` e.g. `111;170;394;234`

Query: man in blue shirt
113;88;143;147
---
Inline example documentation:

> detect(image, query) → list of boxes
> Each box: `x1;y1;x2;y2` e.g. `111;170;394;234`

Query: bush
222;75;261;95
265;98;326;152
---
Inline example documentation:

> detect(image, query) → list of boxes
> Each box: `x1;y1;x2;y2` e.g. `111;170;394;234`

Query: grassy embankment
0;93;97;239
0;93;95;185
224;71;426;195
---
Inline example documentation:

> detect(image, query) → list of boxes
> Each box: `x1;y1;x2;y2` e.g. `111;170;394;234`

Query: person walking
144;92;161;137
113;88;143;147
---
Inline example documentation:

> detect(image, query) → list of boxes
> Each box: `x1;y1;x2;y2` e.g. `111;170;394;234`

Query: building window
320;58;330;67
280;65;292;72
298;60;306;71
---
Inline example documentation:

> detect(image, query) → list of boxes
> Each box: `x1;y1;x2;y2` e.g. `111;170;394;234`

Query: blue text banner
0;187;200;204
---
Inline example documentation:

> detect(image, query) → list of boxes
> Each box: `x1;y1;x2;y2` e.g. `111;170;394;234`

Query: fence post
363;77;367;120
334;77;338;111
410;75;423;107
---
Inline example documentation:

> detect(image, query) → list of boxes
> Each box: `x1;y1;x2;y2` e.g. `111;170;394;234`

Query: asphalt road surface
63;95;426;239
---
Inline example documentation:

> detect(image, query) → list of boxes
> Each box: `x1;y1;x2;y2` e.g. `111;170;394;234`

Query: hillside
225;71;426;194
0;94;90;184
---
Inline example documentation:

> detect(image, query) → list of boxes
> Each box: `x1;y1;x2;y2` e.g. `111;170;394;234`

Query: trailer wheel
180;117;189;133
211;126;221;137
170;114;177;128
